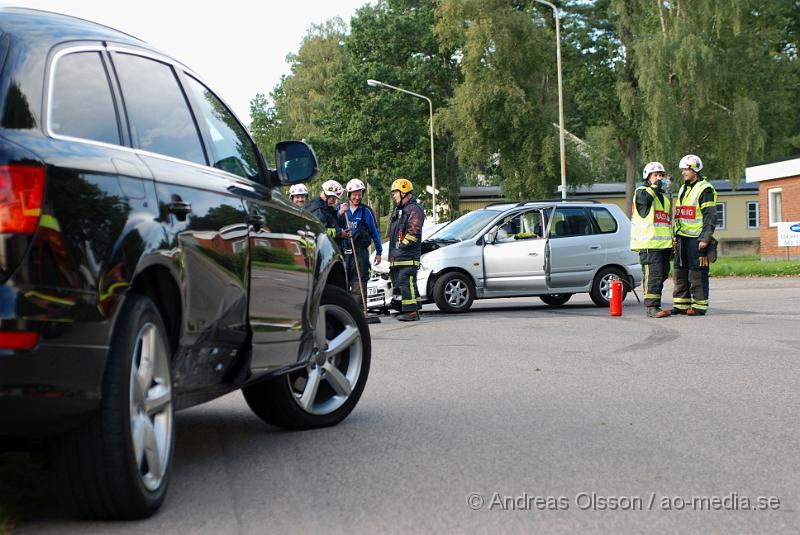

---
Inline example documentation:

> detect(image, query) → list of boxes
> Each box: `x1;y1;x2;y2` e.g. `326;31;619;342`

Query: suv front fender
306;233;346;329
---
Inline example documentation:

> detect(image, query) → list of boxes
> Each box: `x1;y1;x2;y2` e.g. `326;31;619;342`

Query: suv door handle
167;201;192;215
246;213;266;229
167;195;192;222
589;245;601;250
528;252;538;256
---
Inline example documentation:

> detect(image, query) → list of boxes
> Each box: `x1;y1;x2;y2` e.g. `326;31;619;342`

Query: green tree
564;0;798;211
249;92;284;165
729;0;800;161
274;18;349;141
625;0;764;186
322;0;462;217
436;0;558;199
608;0;800;190
561;0;630;185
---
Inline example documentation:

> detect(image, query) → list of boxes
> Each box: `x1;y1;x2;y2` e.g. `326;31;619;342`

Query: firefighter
306;180;350;242
339;179;383;307
630;161;673;318
672;154;718;316
388;178;425;322
289;183;309;207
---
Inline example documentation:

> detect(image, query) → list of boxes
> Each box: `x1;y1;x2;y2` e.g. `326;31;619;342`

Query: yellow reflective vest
630;187;672;251
673;179;717;238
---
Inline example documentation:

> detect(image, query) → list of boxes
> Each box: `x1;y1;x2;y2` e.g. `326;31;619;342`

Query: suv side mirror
275;141;318;184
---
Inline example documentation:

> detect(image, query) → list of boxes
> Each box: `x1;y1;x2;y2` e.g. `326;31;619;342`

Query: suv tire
433;272;475;313
49;295;174;519
243;285;370;430
539;294;572;306
590;267;627;307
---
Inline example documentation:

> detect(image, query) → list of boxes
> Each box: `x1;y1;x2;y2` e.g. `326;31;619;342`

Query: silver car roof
484;200;610;212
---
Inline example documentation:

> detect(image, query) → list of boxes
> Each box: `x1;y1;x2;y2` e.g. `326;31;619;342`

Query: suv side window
112;53;206;165
589;207;618;233
550;207;595;238
183;75;259;179
50;52;120;145
495;210;543;243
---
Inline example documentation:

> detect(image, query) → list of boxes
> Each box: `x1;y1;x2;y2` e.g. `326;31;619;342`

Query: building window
746;201;759;229
715;202;726;230
768;188;782;227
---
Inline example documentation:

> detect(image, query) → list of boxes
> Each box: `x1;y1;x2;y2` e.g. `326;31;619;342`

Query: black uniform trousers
390;265;421;313
344;247;371;307
673;235;710;312
640;249;671;308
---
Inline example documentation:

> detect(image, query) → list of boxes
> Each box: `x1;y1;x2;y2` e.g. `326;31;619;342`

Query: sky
15;0;370;124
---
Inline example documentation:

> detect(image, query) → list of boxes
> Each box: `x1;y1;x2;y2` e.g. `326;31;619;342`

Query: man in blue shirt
339;179;383;307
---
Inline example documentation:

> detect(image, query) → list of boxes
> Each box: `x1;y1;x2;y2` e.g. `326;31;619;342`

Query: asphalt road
18;277;800;534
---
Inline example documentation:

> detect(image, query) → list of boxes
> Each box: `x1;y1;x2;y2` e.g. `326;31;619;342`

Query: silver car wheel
292;303;363;416
129;322;173;492
598;273;615;301
444;278;469;307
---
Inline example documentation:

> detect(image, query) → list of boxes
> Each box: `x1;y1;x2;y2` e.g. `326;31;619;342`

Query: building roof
460;186;502;199
459;179;756;200
746;156;800;183
570;180;757;194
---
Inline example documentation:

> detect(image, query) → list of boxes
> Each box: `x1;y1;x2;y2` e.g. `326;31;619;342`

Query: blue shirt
340;204;382;255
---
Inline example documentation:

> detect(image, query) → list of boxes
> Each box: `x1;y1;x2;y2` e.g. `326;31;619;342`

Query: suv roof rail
483;198;601;208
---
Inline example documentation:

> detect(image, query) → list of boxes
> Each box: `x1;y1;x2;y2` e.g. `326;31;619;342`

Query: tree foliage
249;92;283;163
275;18;349;141
250;0;800;211
321;0;461;216
436;0;565;199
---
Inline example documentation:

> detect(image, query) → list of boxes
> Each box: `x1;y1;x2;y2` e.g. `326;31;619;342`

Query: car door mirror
275;141;318;184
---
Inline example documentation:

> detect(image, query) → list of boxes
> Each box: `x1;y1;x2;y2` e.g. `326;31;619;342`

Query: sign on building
776;222;800;247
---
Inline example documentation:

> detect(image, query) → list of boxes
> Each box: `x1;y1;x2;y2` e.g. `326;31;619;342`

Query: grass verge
711;255;800;277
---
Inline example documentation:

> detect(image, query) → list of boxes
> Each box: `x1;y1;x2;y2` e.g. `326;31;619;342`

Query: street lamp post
534;0;567;200
367;79;437;223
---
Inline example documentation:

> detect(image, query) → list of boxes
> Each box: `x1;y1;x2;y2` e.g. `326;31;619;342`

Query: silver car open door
482;208;549;292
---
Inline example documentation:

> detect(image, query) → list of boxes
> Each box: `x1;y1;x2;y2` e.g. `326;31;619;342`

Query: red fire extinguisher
609;277;623;317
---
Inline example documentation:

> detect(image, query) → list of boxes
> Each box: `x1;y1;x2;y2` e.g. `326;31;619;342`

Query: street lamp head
366;79;382;87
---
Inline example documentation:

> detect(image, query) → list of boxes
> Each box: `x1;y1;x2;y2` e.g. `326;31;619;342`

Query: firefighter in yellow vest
630;162;673;318
672;154;717;316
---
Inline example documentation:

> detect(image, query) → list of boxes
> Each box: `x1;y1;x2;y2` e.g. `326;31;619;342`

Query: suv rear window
589;206;618;233
113;53;206;165
50;52;120;145
550;207;594;237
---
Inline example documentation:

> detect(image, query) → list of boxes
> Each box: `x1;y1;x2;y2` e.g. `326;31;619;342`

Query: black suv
0;8;370;518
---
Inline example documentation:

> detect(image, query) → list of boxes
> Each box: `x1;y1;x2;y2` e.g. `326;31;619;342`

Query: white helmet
346;178;366;193
289;183;308;196
321;179;344;199
642;161;666;180
679;154;703;172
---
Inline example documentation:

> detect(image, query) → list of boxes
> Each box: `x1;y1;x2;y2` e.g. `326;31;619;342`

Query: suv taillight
0;165;45;234
0;331;40;350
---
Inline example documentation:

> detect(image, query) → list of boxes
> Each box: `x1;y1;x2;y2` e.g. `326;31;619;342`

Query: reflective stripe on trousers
392;266;421;312
673;236;710;311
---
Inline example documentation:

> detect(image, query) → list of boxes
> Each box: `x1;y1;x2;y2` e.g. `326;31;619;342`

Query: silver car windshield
432;209;502;241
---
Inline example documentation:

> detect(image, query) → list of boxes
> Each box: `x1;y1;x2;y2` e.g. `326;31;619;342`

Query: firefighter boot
397;311;420;322
646;307;671;318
